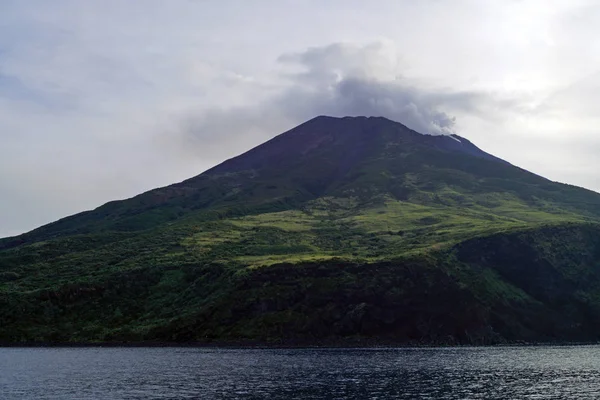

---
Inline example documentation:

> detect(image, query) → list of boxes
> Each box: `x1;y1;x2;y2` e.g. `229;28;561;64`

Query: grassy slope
2;190;600;344
4;222;600;344
1;186;588;292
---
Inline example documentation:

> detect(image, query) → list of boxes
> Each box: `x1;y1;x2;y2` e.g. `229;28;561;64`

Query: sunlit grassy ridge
170;189;589;267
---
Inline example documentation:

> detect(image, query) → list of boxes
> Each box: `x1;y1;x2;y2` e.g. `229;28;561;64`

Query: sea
2;345;599;399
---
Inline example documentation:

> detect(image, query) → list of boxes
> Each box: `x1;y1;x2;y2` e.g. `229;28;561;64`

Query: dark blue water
1;346;600;399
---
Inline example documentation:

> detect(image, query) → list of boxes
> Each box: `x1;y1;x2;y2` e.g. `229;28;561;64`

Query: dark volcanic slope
206;116;508;174
4;116;600;345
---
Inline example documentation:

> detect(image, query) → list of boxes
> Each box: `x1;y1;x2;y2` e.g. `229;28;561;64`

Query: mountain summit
4;116;600;345
206;116;506;175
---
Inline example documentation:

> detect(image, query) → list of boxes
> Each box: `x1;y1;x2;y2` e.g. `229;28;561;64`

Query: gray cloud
175;42;521;168
274;42;461;135
277;76;458;136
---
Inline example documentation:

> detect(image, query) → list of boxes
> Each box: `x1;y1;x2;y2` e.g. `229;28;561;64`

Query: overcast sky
2;0;600;237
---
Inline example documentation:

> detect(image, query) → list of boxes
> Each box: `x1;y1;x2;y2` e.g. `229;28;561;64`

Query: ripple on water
2;346;600;399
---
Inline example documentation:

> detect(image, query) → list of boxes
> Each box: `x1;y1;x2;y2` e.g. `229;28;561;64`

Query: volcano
4;116;600;345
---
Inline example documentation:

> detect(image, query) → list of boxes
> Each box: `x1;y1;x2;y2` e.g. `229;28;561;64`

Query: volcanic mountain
3;116;600;345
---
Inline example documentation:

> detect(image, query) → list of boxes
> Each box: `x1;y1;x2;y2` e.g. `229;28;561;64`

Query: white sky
2;0;600;237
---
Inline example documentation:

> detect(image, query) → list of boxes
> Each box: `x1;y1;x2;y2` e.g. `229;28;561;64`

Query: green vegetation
3;116;600;344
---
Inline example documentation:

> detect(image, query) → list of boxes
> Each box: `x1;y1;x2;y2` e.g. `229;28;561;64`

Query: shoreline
2;340;599;349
